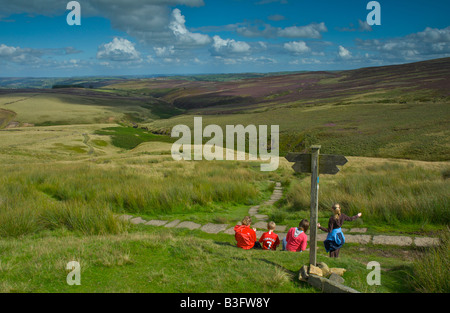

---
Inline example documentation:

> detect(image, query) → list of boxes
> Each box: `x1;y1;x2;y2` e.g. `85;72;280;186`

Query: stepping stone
255;214;269;220
223;227;235;235
118;214;133;221
130;217;147;224
248;207;259;216
256;230;264;238
201;223;229;234
164;219;181;228
275;182;281;187
277;232;287;240
349;228;367;233
275;225;287;232
145;220;168;226
414;237;440;247
307;233;328;242
176;221;202;230
372;235;413;246
253;221;269;229
344;235;371;244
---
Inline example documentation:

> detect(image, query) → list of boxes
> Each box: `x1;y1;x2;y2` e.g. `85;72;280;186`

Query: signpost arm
309;145;321;267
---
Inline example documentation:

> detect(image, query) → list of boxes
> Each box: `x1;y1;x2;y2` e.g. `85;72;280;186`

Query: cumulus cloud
0;43;44;65
278;23;327;38
211;35;251;56
338;45;352;59
284;41;311;54
96;38;141;62
0;0;205;45
154;45;175;57
356;26;450;61
236;22;327;39
169;8;211;46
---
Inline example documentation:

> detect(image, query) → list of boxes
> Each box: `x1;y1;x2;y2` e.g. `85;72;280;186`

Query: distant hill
97;58;449;113
141;57;450;161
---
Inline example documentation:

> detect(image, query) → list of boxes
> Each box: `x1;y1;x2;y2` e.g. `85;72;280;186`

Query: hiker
317;203;362;258
259;221;280;250
282;219;309;252
234;216;262;249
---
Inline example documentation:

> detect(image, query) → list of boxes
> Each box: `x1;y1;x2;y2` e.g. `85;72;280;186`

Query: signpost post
285;146;348;268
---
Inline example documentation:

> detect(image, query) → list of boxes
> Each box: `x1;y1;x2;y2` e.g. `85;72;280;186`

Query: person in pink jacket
282;219;309;252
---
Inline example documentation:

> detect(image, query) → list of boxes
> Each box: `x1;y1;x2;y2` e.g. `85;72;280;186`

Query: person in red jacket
282;219;309;252
234;216;261;249
259;221;280;250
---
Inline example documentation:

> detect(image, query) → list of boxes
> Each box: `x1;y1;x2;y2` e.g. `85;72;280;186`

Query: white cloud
0;43;43;65
211;35;251;55
356;26;450;61
0;0;205;46
96;38;141;62
236;22;327;39
278;23;327;38
154;45;175;57
169;8;211;46
338;45;352;59
284;41;311;54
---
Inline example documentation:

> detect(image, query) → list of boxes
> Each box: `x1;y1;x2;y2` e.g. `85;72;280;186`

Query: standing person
234;216;261;249
282;219;309;252
317;203;362;258
259;221;280;251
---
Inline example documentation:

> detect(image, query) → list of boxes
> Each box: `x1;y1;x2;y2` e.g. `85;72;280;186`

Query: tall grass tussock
0;161;262;237
282;161;449;225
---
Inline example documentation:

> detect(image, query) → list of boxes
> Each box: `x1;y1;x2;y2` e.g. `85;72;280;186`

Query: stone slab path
118;181;440;248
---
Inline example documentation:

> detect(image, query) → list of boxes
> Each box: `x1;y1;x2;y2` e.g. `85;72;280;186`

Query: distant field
148;100;450;161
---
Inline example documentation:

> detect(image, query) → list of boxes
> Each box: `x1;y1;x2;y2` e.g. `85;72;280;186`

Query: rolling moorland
0;57;448;293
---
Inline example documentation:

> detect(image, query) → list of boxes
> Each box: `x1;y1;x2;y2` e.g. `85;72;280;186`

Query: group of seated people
234;203;362;258
233;216;309;252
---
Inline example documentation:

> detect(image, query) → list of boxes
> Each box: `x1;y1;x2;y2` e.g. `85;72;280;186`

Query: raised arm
342;212;362;222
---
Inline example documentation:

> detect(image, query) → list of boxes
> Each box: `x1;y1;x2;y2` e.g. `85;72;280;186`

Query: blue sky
0;0;449;77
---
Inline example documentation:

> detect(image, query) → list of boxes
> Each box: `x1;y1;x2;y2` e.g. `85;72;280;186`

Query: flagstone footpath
119;182;440;248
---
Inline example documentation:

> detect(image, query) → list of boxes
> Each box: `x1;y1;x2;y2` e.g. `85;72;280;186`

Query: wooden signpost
285;145;348;267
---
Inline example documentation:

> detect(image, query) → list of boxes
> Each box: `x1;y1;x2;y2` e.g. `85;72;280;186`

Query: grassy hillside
0;58;448;293
101;58;450;161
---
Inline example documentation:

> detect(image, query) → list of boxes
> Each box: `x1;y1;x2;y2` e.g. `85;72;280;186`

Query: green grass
0;226;419;293
264;158;449;233
95;126;174;150
0;160;266;237
410;230;450;292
